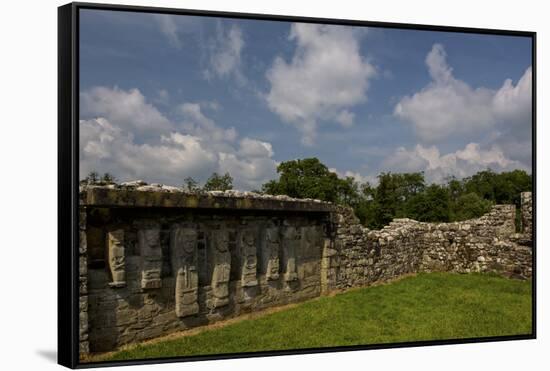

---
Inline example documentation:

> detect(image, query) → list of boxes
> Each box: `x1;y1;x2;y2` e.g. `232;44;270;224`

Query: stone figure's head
243;230;255;246
108;229;124;248
214;230;229;252
266;227;279;243
283;226;297;240
143;228;160;248
180;229;197;254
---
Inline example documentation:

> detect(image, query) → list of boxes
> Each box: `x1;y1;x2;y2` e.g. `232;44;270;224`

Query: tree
406;184;450;222
203;172;233;191
183;177;200;192
101;172;117;184
82;171;99;185
261;158;342;202
450;192;493;221
373;172;426;227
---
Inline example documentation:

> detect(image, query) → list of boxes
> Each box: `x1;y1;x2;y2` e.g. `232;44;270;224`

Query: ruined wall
80;185;330;353
79;184;533;356
326;201;532;292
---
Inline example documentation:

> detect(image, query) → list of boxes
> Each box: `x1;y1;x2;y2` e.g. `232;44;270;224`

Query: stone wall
325;203;532;292
79;184;533;356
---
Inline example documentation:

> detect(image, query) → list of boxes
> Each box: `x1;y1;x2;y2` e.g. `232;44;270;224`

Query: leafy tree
203;172;233;191
450;192;493;221
261;158;341;202
101;172;117;184
406;184;450;222
183;177;200;192
373;172;426;226
82;171;99;185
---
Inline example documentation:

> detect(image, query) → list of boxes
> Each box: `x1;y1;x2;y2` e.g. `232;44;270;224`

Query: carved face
214;230;229;252
283;226;297;240
144;229;160;248
266;228;279;243
243;231;254;246
180;229;197;254
108;230;124;247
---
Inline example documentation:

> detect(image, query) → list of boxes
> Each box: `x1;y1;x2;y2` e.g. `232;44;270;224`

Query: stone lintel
80;187;335;213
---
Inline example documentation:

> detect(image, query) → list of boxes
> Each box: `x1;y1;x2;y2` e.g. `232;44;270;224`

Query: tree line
82;157;531;229
260;158;531;229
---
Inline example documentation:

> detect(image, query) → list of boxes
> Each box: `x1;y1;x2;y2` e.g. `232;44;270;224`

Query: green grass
100;273;531;361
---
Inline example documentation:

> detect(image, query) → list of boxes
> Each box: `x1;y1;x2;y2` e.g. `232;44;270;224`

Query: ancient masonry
78;182;533;355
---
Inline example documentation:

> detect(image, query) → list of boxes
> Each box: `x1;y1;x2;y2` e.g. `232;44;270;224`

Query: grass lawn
95;272;532;362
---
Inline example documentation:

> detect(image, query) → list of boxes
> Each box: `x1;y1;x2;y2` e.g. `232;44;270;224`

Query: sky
79;9;533;190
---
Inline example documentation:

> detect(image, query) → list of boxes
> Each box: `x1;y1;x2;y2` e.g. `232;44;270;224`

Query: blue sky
79;9;532;190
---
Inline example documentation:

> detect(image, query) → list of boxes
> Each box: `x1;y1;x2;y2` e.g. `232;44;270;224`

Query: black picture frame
58;2;536;368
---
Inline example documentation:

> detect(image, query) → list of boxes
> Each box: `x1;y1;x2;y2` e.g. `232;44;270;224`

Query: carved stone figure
170;227;199;317
138;226;162;289
302;226;321;255
240;229;258;287
107;229;125;288
210;229;231;308
263;227;280;280
282;226;299;282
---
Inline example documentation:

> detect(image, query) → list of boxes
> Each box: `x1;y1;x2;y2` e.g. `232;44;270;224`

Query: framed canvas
58;2;536;368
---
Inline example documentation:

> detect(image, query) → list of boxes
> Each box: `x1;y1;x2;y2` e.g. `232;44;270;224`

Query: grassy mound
96;272;532;362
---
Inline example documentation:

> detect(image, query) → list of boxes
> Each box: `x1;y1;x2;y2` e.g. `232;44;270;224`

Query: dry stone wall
79;184;533;356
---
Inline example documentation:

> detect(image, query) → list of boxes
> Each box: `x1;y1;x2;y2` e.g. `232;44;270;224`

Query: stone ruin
78;183;533;355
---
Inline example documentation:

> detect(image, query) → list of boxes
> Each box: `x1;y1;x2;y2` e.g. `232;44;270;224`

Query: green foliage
97;273;531;361
406;184;451;222
183;177;200;192
203;172;233;191
450;192;493;221
81;171;116;185
261;158;342;202
101;172;117;184
260;158;531;229
462;169;532;207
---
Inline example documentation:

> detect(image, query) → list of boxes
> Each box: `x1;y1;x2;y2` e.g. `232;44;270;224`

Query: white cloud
80;87;277;190
204;23;245;82
383;143;527;183
219;153;278;191
335;110;355;127
154;14;182;48
178;102;238;144
394;44;532;146
329;168;376;185
266;23;376;146
80;86;173;138
238;137;274;158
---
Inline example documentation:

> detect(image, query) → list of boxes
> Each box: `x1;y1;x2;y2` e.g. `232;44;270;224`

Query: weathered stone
138;226;162;289
170;227;199;317
107;229;126;288
239;229;258;287
79;186;533;355
210;229;231;308
282;225;299;282
262;226;280;281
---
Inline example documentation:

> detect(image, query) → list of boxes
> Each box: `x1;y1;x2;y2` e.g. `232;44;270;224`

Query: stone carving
282;226;299;282
521;192;533;236
210;229;231;308
138;226;162;289
170;227;199;317
107;229;126;288
302;226;321;255
239;229;258;287
263;226;280;280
